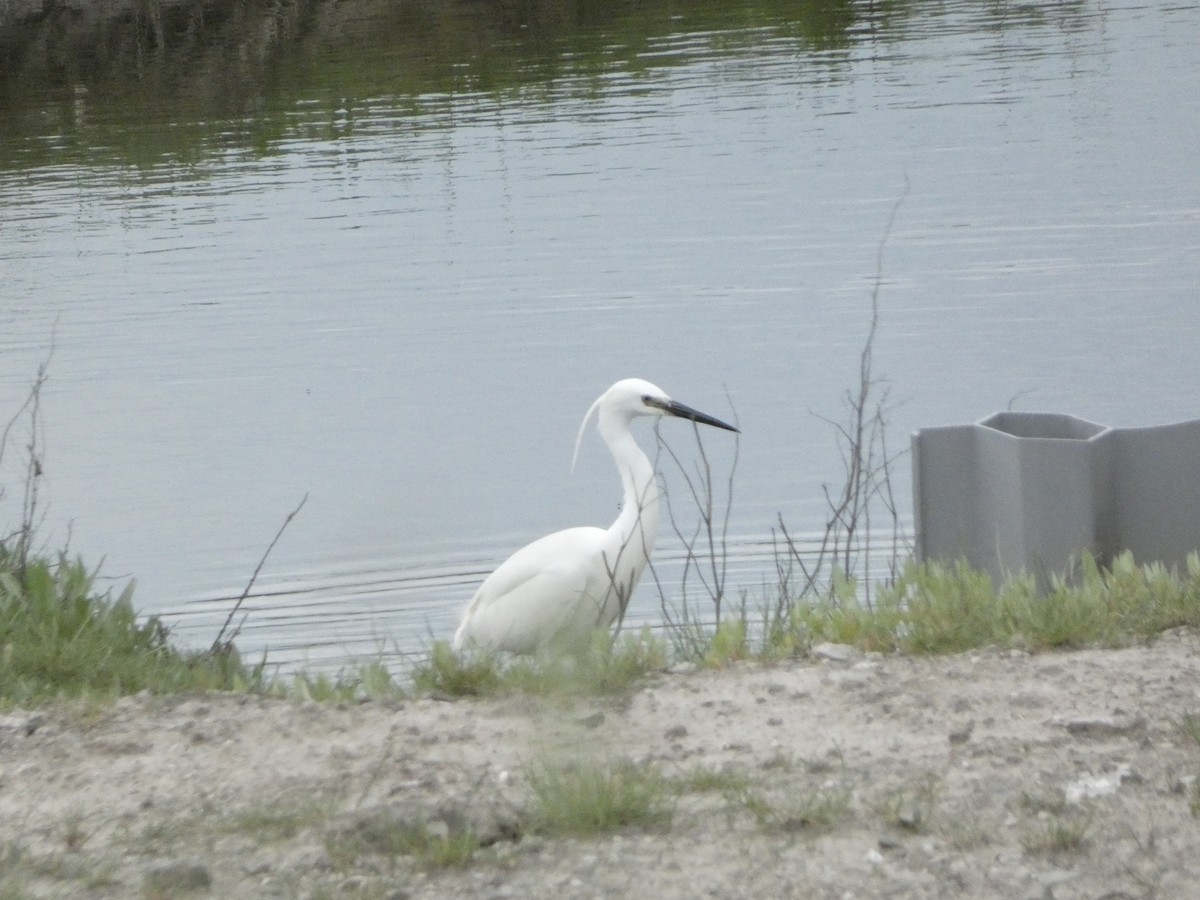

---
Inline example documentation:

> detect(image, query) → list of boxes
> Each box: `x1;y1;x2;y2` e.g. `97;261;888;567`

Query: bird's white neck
598;411;660;567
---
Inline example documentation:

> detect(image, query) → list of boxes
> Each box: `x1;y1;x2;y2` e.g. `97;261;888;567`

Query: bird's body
453;378;737;655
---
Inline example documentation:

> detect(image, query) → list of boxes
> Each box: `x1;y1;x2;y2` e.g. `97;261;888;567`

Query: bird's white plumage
452;378;737;655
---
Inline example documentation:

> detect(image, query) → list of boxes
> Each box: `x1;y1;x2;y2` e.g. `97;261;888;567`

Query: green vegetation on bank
417;549;1200;700
410;629;667;700
526;757;674;837
0;547;258;706
789;551;1200;657
4;536;1200;707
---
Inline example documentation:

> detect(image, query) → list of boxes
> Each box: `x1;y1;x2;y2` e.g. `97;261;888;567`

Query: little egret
452;378;739;655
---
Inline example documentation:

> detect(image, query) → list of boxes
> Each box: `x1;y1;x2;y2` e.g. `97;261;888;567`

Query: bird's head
572;378;739;470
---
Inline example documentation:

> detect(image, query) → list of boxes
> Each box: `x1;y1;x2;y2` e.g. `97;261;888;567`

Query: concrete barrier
912;413;1200;584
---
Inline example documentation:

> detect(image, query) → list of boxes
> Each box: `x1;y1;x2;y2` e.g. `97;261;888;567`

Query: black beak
650;398;740;433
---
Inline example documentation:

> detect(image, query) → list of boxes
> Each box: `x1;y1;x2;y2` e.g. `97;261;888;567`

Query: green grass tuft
0;547;258;705
412;629;666;700
1016;787;1094;855
1019;809;1094;855
702;618;749;667
226;795;333;842
284;659;406;703
876;773;941;834
755;551;1200;662
408;643;506;696
409;641;504;697
526;756;673;836
1179;713;1200;820
670;763;754;796
732;781;853;833
325;817;478;872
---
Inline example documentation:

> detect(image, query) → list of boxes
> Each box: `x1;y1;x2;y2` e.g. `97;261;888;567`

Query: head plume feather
571;391;605;473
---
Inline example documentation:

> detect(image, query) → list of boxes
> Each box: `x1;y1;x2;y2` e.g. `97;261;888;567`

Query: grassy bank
0;548;259;706
9;530;1200;708
413;550;1200;699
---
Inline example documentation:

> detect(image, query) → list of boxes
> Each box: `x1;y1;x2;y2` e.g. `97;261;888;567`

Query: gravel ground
3;630;1200;898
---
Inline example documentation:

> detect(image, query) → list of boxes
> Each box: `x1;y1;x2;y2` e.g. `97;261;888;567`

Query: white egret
452;378;739;655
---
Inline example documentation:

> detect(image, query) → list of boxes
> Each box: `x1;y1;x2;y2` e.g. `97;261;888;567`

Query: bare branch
1;342;55;579
211;493;309;655
649;398;740;651
777;181;910;610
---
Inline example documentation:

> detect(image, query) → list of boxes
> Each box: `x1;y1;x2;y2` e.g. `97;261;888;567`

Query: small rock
521;835;546;854
664;724;688;740
1037;867;1077;888
577;711;605;729
812;642;860;664
895;803;924;831
1065;763;1133;803
1060;715;1146;738
330;796;521;852
0;713;45;737
242;857;272;877
949;720;975;745
144;861;211;894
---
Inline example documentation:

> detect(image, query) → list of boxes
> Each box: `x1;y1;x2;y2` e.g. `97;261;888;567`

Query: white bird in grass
452;378;739;655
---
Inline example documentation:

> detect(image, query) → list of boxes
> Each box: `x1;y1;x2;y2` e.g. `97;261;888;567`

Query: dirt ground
3;630;1200;899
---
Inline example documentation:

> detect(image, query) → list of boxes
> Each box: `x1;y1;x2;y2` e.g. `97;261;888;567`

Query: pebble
812;642;861;663
1064;763;1133;803
0;713;44;737
1059;715;1146;737
577;711;605;729
144;860;211;893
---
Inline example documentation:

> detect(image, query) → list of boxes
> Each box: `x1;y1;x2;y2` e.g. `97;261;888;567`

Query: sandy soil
3;630;1200;899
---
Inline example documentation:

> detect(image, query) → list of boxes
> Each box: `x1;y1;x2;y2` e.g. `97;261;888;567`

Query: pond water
2;0;1198;672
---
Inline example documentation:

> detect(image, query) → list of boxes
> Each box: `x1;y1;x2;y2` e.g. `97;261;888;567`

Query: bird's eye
641;395;652;404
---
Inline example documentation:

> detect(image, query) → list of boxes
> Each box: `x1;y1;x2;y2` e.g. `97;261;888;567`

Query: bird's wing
454;527;610;653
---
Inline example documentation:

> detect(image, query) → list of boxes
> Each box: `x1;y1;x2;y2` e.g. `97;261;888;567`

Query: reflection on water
2;0;1199;671
0;0;1107;172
